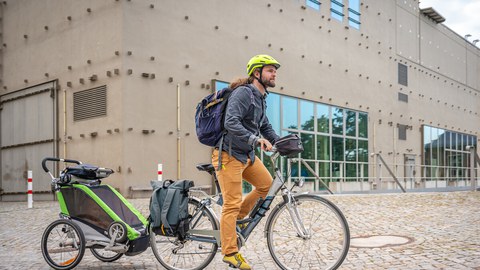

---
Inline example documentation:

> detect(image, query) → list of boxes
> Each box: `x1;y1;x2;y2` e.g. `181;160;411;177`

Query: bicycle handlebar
41;157;81;173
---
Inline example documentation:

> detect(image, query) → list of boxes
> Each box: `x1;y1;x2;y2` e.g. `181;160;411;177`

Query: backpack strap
160;188;177;232
216;131;227;171
150;188;162;227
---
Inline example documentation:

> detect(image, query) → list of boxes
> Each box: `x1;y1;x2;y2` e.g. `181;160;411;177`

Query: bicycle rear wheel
41;219;86;270
266;194;350;270
150;198;219;270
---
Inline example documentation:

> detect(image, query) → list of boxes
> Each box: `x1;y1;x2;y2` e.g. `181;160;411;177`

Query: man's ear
253;68;261;77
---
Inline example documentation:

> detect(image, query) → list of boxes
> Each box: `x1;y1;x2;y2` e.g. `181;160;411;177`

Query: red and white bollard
157;164;163;181
27;170;33;208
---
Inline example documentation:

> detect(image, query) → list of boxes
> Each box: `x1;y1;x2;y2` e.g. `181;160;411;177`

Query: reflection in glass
345;139;356;161
300;133;315;160
266;93;281;134
423;125;478;183
319;162;330;177
332;137;344;161
317;104;330;133
332;162;343;178
332;108;343;135
358;140;368;162
346;110;356;137
282;97;298;130
300;100;314;131
317;135;330;160
345;163;357;181
358;112;368;138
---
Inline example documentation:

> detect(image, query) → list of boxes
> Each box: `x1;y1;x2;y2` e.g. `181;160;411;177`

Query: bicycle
150;147;350;270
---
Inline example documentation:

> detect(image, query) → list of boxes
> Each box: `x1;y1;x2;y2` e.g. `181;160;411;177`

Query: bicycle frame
188;150;309;246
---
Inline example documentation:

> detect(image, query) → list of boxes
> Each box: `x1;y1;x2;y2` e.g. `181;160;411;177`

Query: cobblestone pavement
1;191;479;269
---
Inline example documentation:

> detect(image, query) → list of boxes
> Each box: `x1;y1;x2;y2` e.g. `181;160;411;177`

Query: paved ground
0;191;479;269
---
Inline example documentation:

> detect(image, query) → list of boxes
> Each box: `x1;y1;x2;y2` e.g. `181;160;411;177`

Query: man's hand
258;138;273;151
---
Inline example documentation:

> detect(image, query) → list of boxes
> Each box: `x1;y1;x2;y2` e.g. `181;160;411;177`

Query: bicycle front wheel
266;194;350;270
150;198;219;270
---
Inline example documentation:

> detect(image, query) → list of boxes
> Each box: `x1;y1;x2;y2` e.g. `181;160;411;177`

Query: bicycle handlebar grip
41;157;60;172
63;159;81;165
41;158;82;172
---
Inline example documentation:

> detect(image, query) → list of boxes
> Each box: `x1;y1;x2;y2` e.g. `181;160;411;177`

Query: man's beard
262;78;276;88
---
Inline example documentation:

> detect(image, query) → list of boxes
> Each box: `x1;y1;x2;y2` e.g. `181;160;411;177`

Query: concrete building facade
0;0;479;200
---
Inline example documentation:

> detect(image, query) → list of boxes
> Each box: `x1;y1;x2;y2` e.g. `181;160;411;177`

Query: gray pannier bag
149;179;194;239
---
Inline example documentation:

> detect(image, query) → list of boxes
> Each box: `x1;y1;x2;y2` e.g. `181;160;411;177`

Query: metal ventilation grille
73;85;107;121
398;124;407;140
398;92;408;103
398;63;408;86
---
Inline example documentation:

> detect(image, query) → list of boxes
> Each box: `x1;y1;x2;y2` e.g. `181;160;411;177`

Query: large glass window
261;93;369;192
422;125;477;183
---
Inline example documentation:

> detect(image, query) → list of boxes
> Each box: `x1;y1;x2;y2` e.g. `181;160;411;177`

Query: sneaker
222;253;252;270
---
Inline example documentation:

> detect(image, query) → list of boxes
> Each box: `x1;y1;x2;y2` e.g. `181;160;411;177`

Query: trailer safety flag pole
27;170;33;208
158;164;163;181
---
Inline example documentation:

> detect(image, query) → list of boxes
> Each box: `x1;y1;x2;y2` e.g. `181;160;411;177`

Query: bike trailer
58;166;150;255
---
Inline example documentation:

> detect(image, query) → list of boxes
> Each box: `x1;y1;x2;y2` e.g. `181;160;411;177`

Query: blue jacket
218;84;280;164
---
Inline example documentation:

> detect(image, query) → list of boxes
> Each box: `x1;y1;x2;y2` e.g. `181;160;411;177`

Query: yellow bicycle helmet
246;54;281;76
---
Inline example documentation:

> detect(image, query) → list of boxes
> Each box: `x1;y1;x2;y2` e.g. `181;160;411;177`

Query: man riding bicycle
211;54;281;270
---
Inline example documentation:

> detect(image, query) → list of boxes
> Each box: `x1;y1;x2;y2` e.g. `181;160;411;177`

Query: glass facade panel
300;100;314;131
317;104;330;133
332;137;344;161
345;138;356;161
422;125;477;183
282;97;298;130
346;110;356;137
345;163;357;180
266;93;281;134
358;140;368;162
332;107;343;135
317;135;330;160
214;84;371;192
300;133;315;160
358;112;368;138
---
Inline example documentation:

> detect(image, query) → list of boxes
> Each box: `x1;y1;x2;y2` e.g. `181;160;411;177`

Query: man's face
256;65;277;88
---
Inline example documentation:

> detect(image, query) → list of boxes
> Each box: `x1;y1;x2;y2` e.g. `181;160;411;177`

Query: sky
419;0;480;43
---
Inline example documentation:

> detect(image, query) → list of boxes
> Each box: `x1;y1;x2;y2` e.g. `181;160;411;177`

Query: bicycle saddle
196;163;215;173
